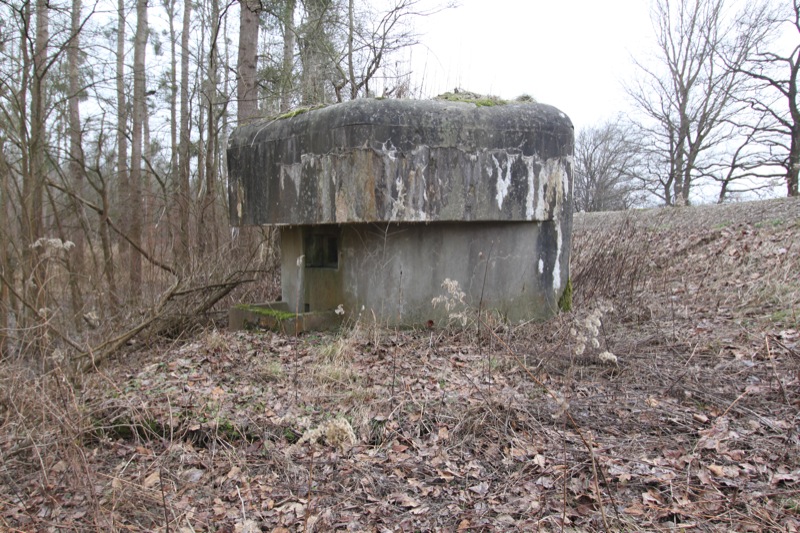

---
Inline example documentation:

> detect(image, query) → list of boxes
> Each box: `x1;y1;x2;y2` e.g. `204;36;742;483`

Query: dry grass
1;197;799;531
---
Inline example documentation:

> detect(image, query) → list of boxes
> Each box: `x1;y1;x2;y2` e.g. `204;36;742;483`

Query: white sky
408;0;655;130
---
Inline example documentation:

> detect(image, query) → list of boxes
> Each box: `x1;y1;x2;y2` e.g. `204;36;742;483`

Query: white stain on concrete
492;154;516;209
553;221;563;291
523;155;539;220
563;155;573;198
280;162;302;198
391;177;406;220
381;140;398;161
538;258;544;274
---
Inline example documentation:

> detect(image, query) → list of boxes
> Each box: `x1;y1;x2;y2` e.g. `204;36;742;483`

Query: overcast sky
408;0;656;130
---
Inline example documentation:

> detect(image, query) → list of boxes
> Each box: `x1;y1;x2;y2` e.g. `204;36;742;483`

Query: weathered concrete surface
279;221;568;325
227;98;573;226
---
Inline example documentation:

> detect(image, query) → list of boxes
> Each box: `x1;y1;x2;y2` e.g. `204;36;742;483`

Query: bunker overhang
227;98;574;226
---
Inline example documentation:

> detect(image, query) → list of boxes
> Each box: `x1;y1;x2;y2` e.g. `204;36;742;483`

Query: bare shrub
571;212;653;313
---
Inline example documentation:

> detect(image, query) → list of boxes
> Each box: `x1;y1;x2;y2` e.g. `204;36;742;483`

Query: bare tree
298;0;338;105
129;0;148;294
199;0;224;256
280;0;297;112
116;0;129;266
628;0;772;205
0;137;9;355
21;0;50;324
177;0;192;265
574;120;643;212
237;0;261;122
734;1;800;197
66;0;86;327
337;0;424;100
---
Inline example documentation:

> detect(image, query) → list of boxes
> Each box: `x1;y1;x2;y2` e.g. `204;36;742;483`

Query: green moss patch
558;277;573;313
436;91;537;107
234;304;296;321
436;91;507;107
276;107;311;120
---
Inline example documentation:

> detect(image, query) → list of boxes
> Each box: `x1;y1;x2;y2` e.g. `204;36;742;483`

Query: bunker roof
227;98;573;226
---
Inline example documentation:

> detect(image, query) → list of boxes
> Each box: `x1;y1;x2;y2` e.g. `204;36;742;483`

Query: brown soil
1;197;799;532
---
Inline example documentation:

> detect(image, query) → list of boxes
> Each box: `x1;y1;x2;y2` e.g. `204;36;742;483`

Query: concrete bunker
227;98;574;330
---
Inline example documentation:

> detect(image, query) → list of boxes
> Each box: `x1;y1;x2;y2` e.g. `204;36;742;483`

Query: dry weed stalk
571;214;652;310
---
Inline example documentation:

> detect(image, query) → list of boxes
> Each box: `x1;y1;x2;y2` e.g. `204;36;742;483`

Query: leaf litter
1;197;799;531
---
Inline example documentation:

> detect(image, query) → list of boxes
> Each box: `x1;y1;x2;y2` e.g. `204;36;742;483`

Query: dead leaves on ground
2;198;800;531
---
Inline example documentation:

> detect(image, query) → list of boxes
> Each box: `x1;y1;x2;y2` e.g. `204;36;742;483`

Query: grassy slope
1;197;799;531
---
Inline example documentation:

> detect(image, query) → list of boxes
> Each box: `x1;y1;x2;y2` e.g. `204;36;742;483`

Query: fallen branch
74;280;181;372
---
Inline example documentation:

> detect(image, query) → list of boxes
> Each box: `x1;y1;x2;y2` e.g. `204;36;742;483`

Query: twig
160;467;170;533
478;242;494;383
391;270;403;405
766;336;789;405
294;256;303;403
720;389;749;419
561;416;567;532
663;343;700;396
237;485;246;523
303;449;315;533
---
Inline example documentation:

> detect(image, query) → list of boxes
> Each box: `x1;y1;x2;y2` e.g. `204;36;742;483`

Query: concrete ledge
229;303;344;333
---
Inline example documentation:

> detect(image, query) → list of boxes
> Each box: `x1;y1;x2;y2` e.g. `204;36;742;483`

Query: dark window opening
304;232;339;268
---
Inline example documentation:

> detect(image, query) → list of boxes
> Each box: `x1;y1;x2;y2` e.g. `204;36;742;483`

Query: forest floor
2;197;800;532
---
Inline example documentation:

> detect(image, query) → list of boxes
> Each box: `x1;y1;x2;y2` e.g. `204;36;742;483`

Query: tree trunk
195;22;206;255
790;127;799;196
348;0;356;99
199;0;220;257
144;97;153;253
280;0;296;112
0;139;9;356
21;0;49;331
67;0;86;327
237;0;260;122
165;0;179;254
300;0;331;105
116;0;130;263
177;0;192;267
129;0;148;297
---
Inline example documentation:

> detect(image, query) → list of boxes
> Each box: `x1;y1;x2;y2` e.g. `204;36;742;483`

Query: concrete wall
280;220;568;326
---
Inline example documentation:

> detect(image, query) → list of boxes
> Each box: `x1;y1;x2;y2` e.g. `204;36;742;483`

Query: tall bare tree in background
116;0;129;268
21;0;50;327
177;0;192;265
338;0;422;100
628;0;774;205
67;0;86;327
129;0;148;295
298;0;337;105
280;0;297;112
734;0;800;197
574;120;643;212
199;0;222;256
0;137;9;355
237;0;261;122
